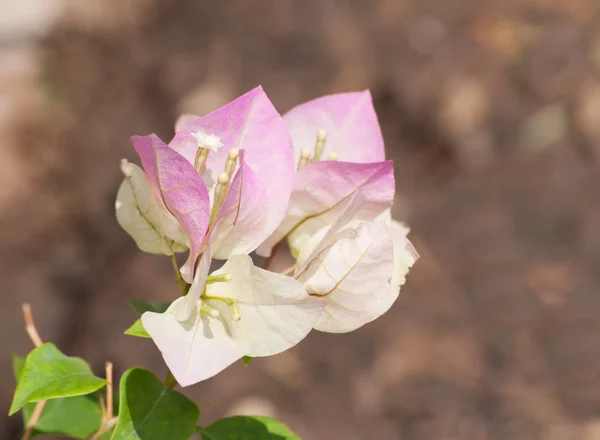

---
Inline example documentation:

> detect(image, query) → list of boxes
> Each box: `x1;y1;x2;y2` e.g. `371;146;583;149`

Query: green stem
164;369;178;389
170;254;187;295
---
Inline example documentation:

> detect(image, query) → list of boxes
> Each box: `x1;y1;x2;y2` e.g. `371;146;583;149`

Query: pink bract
170;86;295;246
283;90;385;164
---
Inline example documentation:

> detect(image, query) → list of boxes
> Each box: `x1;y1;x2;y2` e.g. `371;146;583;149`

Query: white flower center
192;130;223;152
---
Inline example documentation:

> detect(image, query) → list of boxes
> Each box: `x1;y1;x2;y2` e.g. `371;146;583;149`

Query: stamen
192;130;223;174
201;295;242;321
200;304;220;318
225;148;240;177
231;302;241;321
297;148;312;171
327;152;338;161
206;273;232;284
120;159;133;177
194;148;210;174
210;173;231;225
313;129;327;162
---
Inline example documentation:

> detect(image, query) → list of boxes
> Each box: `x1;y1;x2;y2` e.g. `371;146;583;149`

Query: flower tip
228;148;240;160
316;128;327;142
217;172;230;185
120;159;133;177
300;148;311;160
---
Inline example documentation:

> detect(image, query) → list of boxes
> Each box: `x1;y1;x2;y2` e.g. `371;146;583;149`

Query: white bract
142;255;324;386
115;160;188;255
294;216;418;333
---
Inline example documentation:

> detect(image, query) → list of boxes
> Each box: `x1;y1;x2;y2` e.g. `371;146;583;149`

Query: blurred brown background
2;0;600;439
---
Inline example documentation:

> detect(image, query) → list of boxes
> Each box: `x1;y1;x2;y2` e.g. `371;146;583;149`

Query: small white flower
192;130;224;152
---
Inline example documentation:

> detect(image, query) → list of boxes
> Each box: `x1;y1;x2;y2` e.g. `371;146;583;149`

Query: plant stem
263;241;283;270
21;303;47;440
170;254;187;294
164;369;178;389
21;400;46;440
280;263;296;276
22;304;43;348
105;362;114;421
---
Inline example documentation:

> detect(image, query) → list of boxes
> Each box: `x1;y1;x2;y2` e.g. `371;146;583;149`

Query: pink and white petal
175;113;199;132
115;161;188;255
283;90;385;163
257;160;394;257
131;134;211;282
296;221;397;333
387;225;419;287
210;152;270;259
170;86;294;238
377;208;411;236
142;299;247;387
206;255;324;357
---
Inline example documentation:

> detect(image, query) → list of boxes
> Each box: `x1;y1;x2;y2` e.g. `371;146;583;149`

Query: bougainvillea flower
142;255;324;386
293;198;419;333
257;90;395;257
116;86;294;282
170;86;294;260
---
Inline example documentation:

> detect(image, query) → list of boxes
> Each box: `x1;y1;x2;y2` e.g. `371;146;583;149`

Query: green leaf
110;368;199;440
242;356;253;366
12;355;103;439
9;344;106;415
198;416;300;440
12;354;25;379
124;319;151;338
24;396;102;439
128;299;171;315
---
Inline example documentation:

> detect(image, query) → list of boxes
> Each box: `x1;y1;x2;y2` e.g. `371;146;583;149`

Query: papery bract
209;151;270;257
142;298;248;387
295;219;418;333
115;161;188;255
283;90;385;164
142;255;324;386
131;134;211;282
205;255;324;356
170;86;294;259
258;160;395;257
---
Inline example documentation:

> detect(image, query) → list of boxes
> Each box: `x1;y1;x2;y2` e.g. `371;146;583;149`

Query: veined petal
170;86;294;242
210;151;270;259
257;160;394;257
283;90;385;163
387;223;419;287
115;161;188;254
296;221;398;333
206;255;324;357
131;134;211;282
142;298;247;387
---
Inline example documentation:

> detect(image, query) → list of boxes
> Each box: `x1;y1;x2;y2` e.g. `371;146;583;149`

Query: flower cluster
116;86;419;386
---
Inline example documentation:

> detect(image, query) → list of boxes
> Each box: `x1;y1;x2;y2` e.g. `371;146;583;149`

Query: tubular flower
115;86;295;282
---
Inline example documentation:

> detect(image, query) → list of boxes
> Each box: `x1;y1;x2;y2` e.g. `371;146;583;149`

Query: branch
21;304;43;348
21;303;45;440
263;241;283;270
21;400;46;440
105;362;114;421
